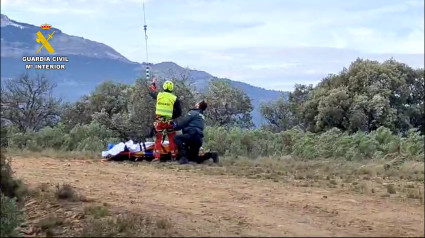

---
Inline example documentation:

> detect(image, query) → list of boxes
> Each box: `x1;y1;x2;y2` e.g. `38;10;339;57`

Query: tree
316;87;351;131
62;77;198;141
299;58;424;133
70;80;152;140
260;96;295;132
166;69;197;113
149;67;198;113
204;80;253;128
288;84;313;129
61;96;92;130
347;95;370;132
261;84;315;132
1;74;61;132
409;68;425;133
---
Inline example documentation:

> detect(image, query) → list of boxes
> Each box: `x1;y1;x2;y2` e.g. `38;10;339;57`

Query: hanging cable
143;0;150;80
143;0;149;63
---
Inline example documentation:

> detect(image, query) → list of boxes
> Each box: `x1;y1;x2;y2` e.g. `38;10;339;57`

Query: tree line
1;58;424;151
1;72;254;145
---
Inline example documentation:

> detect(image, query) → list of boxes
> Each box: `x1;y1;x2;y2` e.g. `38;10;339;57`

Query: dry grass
386;184;397;194
80;213;174;237
84;205;109;218
55;183;80;202
12;150;425;202
8;149;99;160
354;181;372;194
29;182;94;205
8;158;166;237
158;156;424;201
37;216;64;231
35;215;65;237
20;179;177;237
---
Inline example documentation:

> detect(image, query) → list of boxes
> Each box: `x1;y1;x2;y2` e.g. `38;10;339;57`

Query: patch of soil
13;157;425;237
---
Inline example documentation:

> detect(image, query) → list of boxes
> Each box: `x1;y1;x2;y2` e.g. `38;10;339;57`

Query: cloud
247;62;302;70
158;46;424;90
25;7;95;15
2;0;424;91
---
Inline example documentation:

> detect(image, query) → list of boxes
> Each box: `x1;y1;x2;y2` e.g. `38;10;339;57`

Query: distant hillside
0;14;288;127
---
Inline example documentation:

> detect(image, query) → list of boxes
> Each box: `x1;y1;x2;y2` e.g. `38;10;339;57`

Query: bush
4;122;120;152
203;126;423;161
55;184;79;201
37;216;64;231
7;130;37;150
3;120;423;161
316;128;342;158
0;149;25;237
64;122;120;151
401;128;425;161
1;126;8;147
84;205;109;218
371;127;400;154
386;184;397;194
81;213;173;237
1;149;27;200
353;132;377;159
0;193;23;237
204;127;229;155
33;124;68;150
293;132;318;160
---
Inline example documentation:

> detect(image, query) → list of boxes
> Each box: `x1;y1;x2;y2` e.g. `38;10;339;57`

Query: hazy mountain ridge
1;14;131;63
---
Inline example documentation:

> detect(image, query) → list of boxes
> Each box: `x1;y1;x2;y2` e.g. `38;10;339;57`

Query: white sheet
101;140;169;158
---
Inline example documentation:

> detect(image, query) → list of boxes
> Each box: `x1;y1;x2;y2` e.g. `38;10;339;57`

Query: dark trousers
174;132;202;162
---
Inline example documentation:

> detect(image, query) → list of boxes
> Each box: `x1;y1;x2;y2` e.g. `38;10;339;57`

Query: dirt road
12;157;424;237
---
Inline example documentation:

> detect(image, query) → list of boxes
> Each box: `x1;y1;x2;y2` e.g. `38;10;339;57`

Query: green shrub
372;126;400;154
1;149;27;200
401;128;425;161
316;128;342;158
0;192;23;237
1;148;25;237
5;121;120;152
204;127;229;155
7;130;36;150
84;205;109;218
4;120;423;161
1;126;8;147
65;122;119;151
354;132;377;159
33;124;67;150
293;132;317;160
203;125;423;161
37;216;63;231
81;213;173;237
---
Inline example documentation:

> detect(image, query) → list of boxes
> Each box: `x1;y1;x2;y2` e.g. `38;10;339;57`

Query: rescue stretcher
101;140;217;163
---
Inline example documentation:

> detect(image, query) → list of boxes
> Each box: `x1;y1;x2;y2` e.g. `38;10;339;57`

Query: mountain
1;14;131;62
1;14;287;127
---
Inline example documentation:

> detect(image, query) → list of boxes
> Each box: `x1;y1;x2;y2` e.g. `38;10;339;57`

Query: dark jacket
173;108;205;137
149;89;182;119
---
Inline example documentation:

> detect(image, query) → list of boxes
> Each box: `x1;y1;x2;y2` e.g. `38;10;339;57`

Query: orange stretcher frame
101;143;205;162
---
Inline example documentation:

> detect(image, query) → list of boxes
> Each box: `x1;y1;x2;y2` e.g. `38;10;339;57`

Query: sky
1;0;424;91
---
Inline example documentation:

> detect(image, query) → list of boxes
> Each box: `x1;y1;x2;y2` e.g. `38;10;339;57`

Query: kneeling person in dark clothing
172;100;208;164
